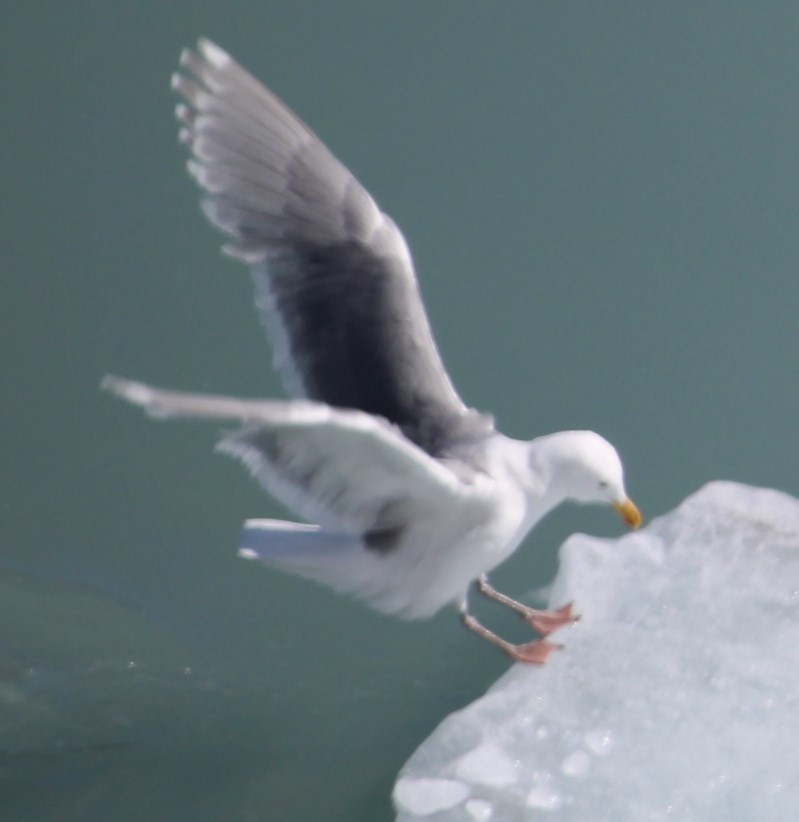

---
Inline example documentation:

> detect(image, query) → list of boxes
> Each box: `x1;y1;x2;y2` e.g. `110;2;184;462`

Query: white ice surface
394;482;799;821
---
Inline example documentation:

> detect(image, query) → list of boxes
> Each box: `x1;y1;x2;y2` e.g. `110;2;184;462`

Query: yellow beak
613;498;643;529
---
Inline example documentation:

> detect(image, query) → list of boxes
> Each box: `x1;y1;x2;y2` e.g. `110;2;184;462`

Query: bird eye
598;480;609;489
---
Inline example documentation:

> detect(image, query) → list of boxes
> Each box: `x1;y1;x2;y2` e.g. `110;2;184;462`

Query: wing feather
101;376;487;532
174;39;493;456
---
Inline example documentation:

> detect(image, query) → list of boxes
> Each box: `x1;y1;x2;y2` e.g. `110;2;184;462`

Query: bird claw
507;639;563;665
525;602;580;636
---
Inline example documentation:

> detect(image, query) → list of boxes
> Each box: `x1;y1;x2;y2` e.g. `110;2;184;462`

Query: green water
5;2;799;819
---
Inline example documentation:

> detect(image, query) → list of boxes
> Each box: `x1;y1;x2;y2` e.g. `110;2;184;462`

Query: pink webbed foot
507;639;563;665
524;602;580;636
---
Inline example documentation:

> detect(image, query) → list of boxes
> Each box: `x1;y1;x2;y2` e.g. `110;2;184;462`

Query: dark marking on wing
257;240;482;455
364;525;405;554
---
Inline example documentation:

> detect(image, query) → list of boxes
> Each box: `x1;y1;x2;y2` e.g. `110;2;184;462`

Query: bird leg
459;606;561;665
476;575;579;636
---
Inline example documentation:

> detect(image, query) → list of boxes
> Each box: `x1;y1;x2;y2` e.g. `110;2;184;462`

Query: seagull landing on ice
103;39;642;665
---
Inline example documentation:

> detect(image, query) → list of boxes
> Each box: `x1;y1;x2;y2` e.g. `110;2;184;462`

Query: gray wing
173;39;492;456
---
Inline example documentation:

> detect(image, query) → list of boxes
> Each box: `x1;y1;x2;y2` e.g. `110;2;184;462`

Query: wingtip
175;102;192;125
101;374;154;407
186;157;202;178
197;38;231;68
100;373;122;394
178;47;193;69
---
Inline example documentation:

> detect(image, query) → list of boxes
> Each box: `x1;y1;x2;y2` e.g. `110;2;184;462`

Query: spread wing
172;39;492;456
101;376;489;533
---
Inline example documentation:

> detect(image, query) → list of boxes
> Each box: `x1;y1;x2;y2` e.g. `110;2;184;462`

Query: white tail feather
237;518;423;617
239;518;360;567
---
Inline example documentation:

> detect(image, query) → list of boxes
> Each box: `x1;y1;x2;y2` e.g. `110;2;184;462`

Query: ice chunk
393;778;470;815
559;750;590;777
464;798;493;820
525;774;562;811
455;742;517;787
394;482;799;821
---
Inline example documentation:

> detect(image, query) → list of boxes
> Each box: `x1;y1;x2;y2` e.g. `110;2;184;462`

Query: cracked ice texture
394;482;799;821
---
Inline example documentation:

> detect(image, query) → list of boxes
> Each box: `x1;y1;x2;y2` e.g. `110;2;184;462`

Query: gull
103;39;642;664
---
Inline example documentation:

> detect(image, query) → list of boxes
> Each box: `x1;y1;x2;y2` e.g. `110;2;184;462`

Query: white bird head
531;430;642;528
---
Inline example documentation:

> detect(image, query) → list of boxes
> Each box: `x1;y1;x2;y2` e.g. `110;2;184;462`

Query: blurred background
3;2;798;819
